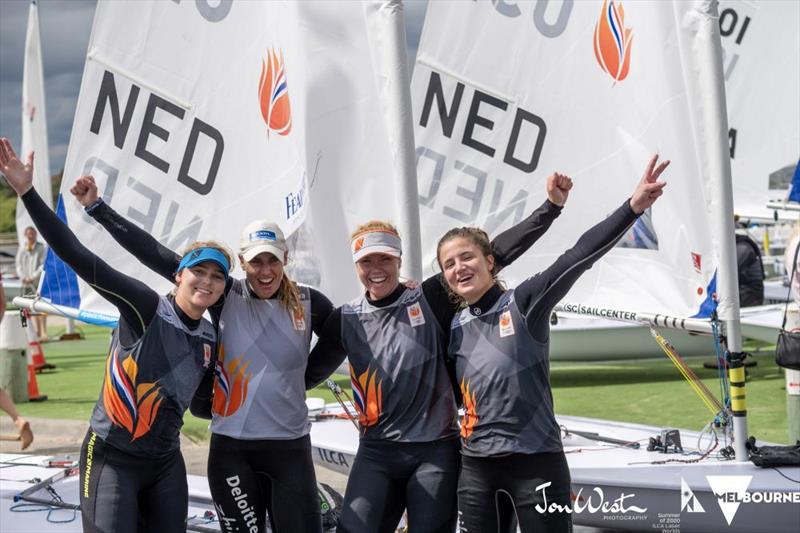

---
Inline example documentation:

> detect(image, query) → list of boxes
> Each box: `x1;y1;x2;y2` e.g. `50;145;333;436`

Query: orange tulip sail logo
593;0;633;85
350;365;383;429
460;379;478;440
102;348;163;440
212;345;252;417
259;48;292;137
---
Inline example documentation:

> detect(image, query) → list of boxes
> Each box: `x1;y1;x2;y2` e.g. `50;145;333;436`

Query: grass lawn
11;325;791;444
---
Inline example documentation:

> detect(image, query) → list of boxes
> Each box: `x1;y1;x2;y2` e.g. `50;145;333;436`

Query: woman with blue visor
0;137;232;533
67;173;345;531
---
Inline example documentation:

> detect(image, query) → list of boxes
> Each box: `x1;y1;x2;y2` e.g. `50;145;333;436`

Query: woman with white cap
1;138;230;533
70;177;344;532
326;173;573;533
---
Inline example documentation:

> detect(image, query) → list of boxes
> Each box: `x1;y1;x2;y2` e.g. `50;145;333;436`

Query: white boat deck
309;405;800;532
0;454;219;532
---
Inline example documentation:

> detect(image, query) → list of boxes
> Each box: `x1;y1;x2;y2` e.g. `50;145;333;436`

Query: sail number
170;0;232;23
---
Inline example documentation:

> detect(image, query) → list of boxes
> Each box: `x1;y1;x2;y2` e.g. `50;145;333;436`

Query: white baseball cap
239;220;288;263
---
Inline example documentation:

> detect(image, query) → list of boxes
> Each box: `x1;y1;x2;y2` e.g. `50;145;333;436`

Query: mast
363;0;423;281
694;0;748;461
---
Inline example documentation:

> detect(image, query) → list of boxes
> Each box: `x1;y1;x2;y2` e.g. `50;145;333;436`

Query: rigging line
665;343;722;408
770;467;800;484
710;317;733;445
651;328;723;414
663;346;720;414
325;379;359;431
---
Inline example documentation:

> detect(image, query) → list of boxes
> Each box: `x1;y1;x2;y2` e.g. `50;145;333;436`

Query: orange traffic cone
29;339;55;372
26;346;48;402
23;315;48;402
22;310;55;372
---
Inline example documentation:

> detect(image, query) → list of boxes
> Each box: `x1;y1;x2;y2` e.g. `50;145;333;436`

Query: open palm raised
0;138;34;196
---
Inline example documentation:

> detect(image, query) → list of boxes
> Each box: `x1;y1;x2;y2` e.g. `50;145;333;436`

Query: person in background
15;225;48;340
786;220;800;303
733;217;765;307
0;273;34;450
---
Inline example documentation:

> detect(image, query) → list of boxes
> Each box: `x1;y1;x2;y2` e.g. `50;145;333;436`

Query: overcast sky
0;0;428;176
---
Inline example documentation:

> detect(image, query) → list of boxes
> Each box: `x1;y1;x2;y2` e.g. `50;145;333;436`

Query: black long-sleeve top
312;199;564;390
466;199;639;342
22;189;202;342
86;199;343;396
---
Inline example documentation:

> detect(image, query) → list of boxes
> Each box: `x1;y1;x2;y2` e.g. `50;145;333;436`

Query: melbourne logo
258;48;292;137
593;0;633;84
706;475;751;525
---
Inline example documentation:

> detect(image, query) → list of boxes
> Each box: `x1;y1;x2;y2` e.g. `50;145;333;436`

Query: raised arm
1;139;158;336
71;176;181;281
421;172;573;331
492;173;571;270
515;155;669;341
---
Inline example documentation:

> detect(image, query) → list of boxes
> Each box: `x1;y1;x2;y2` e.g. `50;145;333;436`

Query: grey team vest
449;289;562;456
341;286;458;442
91;296;216;457
210;280;312;439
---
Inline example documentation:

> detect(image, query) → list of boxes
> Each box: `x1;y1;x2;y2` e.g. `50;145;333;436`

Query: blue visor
177;247;230;279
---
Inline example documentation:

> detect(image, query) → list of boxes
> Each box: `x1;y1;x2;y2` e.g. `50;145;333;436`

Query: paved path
0;416;349;493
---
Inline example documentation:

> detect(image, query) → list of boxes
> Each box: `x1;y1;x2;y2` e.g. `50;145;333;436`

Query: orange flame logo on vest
593;0;633;85
259;48;292;137
350;365;383;428
460;378;479;440
212;344;252;417
102;348;163;440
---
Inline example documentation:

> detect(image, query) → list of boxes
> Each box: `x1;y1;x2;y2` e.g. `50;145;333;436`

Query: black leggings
207;433;321;533
79;430;188;533
458;451;573;533
337;437;460;533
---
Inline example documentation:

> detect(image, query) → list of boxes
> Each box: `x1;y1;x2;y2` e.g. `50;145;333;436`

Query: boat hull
309;409;800;532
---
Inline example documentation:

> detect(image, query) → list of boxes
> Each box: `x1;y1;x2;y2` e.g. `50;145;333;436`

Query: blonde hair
277;273;304;320
351;220;400;239
435;227;503;306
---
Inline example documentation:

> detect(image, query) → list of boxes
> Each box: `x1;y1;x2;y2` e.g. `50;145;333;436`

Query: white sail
719;0;800;220
16;0;52;244
411;0;721;319
43;0;412;317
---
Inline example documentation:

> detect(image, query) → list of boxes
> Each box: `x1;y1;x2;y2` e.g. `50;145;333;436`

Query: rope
325;379;360;431
9;483;78;524
650;328;723;415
